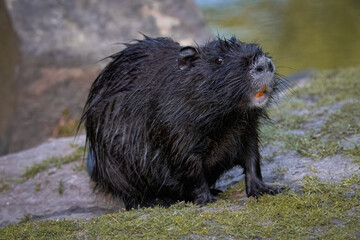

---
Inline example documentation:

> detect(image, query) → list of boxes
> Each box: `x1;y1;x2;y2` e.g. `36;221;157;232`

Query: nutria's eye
215;58;224;65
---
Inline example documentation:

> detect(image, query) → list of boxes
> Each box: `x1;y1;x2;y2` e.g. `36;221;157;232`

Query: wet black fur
80;36;282;210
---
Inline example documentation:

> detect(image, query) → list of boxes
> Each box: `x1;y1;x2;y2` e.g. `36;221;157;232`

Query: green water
196;0;360;75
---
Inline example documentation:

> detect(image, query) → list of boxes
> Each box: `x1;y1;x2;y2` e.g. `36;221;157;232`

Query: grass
283;132;343;160
292;67;360;106
17;214;33;225
72;161;86;172
0;179;10;193
218;179;246;200
20;146;85;183
346;144;360;159
260;125;343;160
53;108;80;138
1;174;359;239
268;99;310;130
320;101;360;140
272;165;289;178
57;180;64;195
35;182;41;192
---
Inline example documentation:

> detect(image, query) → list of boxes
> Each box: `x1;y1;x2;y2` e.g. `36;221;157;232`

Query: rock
0;135;124;227
0;0;210;155
0;135;86;180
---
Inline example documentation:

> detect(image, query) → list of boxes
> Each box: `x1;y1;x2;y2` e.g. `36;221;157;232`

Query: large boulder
0;135;123;227
0;0;210;155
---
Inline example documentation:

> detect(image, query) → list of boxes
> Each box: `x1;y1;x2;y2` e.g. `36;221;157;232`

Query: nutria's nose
254;57;275;73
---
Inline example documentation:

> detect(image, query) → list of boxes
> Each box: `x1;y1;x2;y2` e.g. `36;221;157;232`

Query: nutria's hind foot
193;191;219;205
210;188;223;196
246;179;281;197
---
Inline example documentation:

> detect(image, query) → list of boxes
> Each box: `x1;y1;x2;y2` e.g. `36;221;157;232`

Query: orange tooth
256;85;266;98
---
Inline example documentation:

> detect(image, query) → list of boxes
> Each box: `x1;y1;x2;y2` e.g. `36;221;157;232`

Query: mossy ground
1;175;359;239
261;67;360;161
1;67;360;239
0;179;10;193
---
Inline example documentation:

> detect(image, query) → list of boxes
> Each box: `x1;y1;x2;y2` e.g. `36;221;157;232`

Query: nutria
80;35;282;210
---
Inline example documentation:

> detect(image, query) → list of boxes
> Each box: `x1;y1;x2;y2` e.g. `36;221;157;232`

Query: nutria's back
82;37;181;114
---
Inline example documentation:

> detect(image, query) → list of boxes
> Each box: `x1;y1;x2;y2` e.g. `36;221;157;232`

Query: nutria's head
178;36;277;109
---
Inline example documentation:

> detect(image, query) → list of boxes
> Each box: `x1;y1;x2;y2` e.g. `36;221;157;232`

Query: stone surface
0;135;123;227
0;135;86;180
0;0;211;155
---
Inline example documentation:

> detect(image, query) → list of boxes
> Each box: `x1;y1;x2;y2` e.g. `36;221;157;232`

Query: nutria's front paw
194;192;219;205
246;179;281;197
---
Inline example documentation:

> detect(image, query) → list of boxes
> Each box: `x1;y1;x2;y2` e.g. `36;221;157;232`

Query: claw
247;179;281;197
194;193;219;205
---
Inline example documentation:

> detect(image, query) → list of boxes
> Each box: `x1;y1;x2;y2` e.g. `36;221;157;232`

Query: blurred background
1;0;360;156
196;0;360;75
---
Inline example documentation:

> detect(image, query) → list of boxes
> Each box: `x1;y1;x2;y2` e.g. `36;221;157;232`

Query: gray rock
0;0;211;155
0;135;85;180
0;134;124;227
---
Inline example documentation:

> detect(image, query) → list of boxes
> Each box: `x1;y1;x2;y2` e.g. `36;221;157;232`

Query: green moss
57;180;64;195
56;122;78;138
72;161;86;172
219;179;246;200
263;151;277;162
20;146;85;183
305;165;320;174
17;214;33;225
272;165;289;178
320;101;360;140
53;108;80;138
35;182;41;192
2;218;83;239
293;67;360;106
269;99;310;130
276;113;308;130
260;125;343;160
0;179;10;193
282;132;343;160
272;97;311;114
260;124;286;146
2;174;359;239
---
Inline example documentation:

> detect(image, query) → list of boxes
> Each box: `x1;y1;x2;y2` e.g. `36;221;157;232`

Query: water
195;0;360;75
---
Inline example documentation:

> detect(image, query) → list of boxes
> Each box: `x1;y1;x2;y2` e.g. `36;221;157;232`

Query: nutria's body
81;36;281;210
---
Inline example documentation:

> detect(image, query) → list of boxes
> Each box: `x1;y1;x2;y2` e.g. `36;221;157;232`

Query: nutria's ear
178;46;199;70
